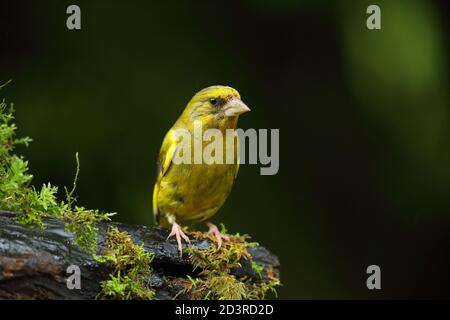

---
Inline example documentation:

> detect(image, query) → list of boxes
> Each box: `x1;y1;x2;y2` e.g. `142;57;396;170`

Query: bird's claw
167;222;191;256
206;222;230;250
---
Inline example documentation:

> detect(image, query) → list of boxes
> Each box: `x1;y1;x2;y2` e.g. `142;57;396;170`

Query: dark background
1;0;449;299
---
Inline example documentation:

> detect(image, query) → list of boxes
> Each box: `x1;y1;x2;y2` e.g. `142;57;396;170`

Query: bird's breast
158;161;236;222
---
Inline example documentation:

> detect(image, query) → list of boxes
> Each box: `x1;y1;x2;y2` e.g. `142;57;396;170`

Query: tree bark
0;210;280;300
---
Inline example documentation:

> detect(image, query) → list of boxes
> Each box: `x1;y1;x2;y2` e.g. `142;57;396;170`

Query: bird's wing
153;129;178;221
235;130;240;179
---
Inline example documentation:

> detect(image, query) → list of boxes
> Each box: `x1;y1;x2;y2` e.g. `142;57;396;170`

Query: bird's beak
223;97;251;117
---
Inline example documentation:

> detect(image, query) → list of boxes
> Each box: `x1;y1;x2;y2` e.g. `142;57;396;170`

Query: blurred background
1;0;449;298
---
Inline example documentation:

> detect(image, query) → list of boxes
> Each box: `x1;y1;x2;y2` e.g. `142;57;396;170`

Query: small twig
0;80;12;90
65;152;80;208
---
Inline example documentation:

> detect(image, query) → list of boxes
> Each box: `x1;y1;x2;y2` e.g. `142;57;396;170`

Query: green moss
177;227;281;300
0;89;114;253
251;261;264;278
64;206;115;253
95;227;155;300
1;86;279;299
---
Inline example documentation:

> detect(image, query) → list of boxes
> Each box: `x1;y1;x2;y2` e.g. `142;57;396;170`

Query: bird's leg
167;222;191;255
206;222;230;249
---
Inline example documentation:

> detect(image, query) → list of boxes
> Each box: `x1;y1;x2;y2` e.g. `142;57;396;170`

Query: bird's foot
206;222;230;250
167;222;191;256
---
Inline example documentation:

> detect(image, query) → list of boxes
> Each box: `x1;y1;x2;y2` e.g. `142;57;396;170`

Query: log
0;210;280;300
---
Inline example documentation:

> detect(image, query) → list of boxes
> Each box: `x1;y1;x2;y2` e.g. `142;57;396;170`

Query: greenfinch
152;85;250;254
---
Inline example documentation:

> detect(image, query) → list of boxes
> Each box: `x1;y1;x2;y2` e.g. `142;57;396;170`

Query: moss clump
95;227;155;300
64;205;115;253
0;91;114;253
177;225;281;300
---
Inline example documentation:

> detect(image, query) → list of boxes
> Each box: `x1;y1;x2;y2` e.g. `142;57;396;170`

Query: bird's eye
209;98;218;106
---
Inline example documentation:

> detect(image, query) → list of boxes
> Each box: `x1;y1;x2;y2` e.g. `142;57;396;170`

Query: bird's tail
152;184;171;228
152;184;160;225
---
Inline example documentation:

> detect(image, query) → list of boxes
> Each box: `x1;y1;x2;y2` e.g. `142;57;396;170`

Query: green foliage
251;261;264;278
0;93;114;252
65;207;115;253
95;227;155;300
178;274;247;300
177;228;281;300
0;90;278;299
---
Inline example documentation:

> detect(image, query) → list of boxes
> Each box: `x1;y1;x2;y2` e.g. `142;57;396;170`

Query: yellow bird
152;85;250;254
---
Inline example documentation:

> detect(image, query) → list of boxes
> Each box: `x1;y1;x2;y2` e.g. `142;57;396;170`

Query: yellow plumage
152;85;250;252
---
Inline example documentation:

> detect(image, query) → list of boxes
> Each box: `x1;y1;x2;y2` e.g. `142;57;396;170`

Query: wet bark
0;210;280;300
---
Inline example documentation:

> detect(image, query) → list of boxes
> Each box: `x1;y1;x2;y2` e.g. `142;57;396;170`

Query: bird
152;85;250;254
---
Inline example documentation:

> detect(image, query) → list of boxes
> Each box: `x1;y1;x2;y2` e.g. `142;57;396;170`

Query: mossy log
0;210;280;300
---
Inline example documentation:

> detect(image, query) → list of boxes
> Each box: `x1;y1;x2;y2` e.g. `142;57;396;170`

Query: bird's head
180;85;250;127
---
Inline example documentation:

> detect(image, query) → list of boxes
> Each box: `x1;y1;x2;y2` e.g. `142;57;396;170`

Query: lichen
176;225;281;300
0;89;114;253
95;227;155;300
